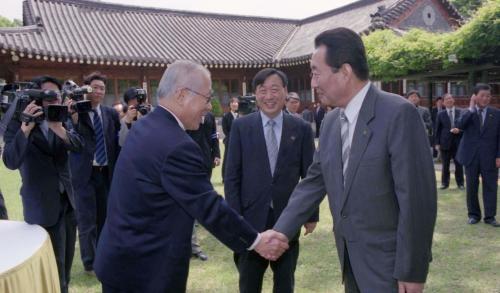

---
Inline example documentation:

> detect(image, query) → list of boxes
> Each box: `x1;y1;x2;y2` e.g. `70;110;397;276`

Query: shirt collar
261;110;283;128
343;81;371;123
92;104;102;115
158;104;185;130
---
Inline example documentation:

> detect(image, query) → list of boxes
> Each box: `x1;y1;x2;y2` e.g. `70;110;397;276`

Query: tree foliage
363;0;499;80
0;15;21;27
211;97;223;117
450;0;485;18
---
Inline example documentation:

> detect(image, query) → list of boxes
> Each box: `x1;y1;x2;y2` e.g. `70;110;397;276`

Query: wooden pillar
468;71;476;95
481;70;488;83
427;81;433;109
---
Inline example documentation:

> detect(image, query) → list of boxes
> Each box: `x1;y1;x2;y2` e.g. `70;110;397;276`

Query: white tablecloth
0;220;60;293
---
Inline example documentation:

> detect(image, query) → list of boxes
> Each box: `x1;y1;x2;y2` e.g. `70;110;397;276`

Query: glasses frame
184;88;214;104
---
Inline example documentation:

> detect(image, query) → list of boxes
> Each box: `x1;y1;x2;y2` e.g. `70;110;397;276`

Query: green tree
0;15;21;27
450;0;485;18
211;97;223;117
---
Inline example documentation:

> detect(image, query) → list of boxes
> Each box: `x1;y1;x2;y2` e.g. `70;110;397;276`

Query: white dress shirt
342;82;371;146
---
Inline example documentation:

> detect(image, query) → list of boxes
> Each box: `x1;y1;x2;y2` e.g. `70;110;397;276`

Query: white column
447;81;451;94
402;79;407;94
242;82;247;96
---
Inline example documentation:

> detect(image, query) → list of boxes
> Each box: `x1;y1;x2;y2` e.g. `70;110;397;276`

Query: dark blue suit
224;111;317;292
69;105;120;271
2;119;82;293
434;108;464;187
94;107;258;292
457;107;500;221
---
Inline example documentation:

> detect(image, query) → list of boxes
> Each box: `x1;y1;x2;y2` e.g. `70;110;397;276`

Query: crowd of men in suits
404;87;499;227
0;26;497;293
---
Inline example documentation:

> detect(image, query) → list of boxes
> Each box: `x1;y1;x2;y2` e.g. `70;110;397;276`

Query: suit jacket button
341;214;347;219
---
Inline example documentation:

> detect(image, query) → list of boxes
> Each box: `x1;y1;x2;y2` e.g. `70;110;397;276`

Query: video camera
237;95;257;115
123;88;149;116
1;82;67;123
62;80;92;114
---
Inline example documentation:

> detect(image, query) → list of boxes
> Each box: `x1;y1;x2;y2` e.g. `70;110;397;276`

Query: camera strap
0;95;20;137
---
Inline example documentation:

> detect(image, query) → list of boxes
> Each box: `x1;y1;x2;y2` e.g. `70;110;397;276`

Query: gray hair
157;60;211;100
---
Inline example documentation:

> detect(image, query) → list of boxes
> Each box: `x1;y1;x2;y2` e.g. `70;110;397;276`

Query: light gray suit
274;85;437;292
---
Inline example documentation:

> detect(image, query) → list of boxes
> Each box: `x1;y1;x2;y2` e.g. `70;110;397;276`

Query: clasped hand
254;230;289;261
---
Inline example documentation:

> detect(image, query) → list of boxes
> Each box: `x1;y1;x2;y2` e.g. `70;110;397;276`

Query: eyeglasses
184;88;214;104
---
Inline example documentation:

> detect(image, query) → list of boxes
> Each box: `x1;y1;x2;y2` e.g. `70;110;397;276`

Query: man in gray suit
270;28;437;292
407;90;433;144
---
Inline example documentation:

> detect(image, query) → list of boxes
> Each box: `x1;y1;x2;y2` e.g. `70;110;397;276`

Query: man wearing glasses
94;60;288;292
2;76;83;293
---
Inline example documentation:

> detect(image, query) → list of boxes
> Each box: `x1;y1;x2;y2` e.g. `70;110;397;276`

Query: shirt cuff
248;233;261;251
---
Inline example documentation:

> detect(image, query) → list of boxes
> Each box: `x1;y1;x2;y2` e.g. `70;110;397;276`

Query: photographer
68;72;120;276
118;87;150;146
1;76;82;293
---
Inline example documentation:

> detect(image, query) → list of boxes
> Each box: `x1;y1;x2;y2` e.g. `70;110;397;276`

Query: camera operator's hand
64;99;80;124
48;121;70;144
124;106;138;124
21;101;43;137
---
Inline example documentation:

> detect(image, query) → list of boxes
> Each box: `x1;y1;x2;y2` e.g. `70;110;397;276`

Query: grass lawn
1;153;499;292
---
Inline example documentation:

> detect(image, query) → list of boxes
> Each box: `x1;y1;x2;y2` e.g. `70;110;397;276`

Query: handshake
254;230;289;261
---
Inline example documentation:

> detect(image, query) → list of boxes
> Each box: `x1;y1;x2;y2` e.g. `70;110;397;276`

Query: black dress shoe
468;218;480;225
484;220;500;227
457;185;465;190
439;185;449;190
192;251;208;261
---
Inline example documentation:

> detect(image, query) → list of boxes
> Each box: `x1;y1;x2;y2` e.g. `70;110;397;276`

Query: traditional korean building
0;0;465;107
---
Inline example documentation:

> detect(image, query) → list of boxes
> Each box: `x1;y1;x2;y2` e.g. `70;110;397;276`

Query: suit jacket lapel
274;114;293;178
252;113;273;179
101;106;109;143
480;107;491;135
32;127;53;155
341;85;376;209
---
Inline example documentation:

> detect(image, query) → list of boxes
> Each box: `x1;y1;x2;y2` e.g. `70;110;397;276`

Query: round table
0;220;60;293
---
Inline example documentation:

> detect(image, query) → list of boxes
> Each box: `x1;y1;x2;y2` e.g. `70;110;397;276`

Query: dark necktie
478;108;484;130
448;109;454;128
92;110;107;165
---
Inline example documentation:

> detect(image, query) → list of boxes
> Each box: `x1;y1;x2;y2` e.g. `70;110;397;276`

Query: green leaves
362;0;499;80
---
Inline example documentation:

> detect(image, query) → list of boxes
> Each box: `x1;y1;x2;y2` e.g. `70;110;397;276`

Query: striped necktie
92;109;107;165
340;110;350;181
265;119;279;176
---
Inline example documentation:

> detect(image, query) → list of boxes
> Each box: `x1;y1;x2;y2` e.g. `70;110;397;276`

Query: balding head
157;60;213;131
157;60;211;100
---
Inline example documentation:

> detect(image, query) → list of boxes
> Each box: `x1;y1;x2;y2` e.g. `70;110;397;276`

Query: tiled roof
0;0;462;68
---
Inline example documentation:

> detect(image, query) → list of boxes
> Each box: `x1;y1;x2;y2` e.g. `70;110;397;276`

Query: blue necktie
92;110;107;165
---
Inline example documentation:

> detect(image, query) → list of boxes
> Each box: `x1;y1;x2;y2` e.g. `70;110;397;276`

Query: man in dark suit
407;90;433;139
314;102;325;138
457;83;500;227
271;28;437;292
94;60;288;293
221;96;239;179
69;72;121;275
431;96;444;158
2;76;82;293
0;188;7;219
225;68;317;293
187;111;220;178
435;93;464;189
186;109;220;261
431;96;444;126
